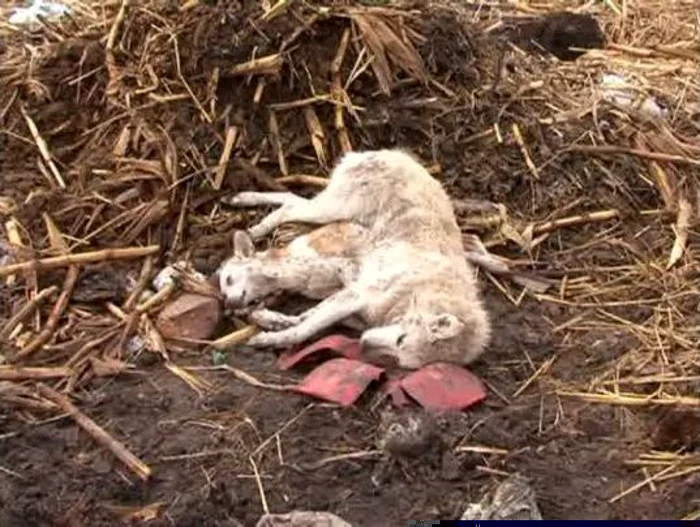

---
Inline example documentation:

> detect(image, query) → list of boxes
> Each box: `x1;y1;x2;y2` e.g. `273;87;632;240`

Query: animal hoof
248;332;287;349
248;226;267;241
246;333;268;347
222;194;246;207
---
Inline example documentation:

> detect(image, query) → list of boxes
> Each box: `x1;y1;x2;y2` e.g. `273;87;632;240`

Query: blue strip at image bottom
408;522;694;526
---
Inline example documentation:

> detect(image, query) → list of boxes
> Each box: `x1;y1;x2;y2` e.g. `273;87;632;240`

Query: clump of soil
506;11;606;61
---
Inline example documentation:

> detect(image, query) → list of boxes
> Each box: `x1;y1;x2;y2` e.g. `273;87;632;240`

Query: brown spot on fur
306;222;363;257
267;247;289;259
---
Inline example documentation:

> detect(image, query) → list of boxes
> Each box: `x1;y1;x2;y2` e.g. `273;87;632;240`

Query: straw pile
1;0;699;511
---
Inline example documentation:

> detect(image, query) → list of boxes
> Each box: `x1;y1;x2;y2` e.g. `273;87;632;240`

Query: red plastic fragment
293;358;384;406
399;362;487;411
276;335;362;371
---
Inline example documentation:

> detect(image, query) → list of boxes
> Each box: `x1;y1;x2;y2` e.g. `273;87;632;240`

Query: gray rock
461;473;543;520
256;511;352;527
376;408;439;458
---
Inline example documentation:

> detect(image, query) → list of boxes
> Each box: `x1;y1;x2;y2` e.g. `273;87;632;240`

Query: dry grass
0;0;699;516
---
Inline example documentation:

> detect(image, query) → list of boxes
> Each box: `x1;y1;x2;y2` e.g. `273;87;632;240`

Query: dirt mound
1;0;700;524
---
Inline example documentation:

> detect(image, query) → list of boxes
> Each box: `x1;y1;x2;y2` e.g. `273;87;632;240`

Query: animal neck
258;250;313;293
387;286;467;324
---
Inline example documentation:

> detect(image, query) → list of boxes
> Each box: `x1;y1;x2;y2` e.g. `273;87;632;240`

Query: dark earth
2;289;697;525
1;1;698;525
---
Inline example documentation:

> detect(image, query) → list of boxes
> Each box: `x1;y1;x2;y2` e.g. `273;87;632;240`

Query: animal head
359;312;467;369
216;230;277;307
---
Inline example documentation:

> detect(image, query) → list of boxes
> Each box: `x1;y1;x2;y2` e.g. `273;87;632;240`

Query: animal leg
253;306;366;332
225;191;308;208
246;194;351;241
250;308;364;332
247;289;365;348
338;315;366;332
249;308;302;330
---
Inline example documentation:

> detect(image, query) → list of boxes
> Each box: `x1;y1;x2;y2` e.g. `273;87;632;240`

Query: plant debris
1;0;699;523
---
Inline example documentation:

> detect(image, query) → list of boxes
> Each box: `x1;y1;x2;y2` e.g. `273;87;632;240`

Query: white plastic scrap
9;0;70;25
0;240;12;270
152;266;178;292
152;261;206;292
601;73;668;120
126;335;146;354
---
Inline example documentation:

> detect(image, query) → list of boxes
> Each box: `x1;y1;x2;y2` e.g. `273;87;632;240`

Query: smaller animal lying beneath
217;149;491;369
215;221;366;329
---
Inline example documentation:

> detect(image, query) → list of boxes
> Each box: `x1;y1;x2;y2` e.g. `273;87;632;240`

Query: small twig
0;246;160;278
0;464;26;480
260;0;292;21
213;126;238;190
304;106;328;167
160;449;237;461
609;464;678;503
512;355;557;398
298;450;383;470
228;54;283;76
218;364;293;392
122;257;154;311
36;383;152;481
277;175;328;188
454;445;509;456
331;28;353;153
532;209;620;235
106;0;129;51
569;145;700;167
269;94;332;111
135;281;176;314
17;266;79;360
20;107;65;188
667;198;692;270
475;466;511;477
268;111;288;176
115;311;140;357
253;76;266;107
165;362;212;396
105;0;130;99
0;286;57;342
249;456;270;515
251;403;314;458
170;184;190;258
63;330;120;373
171;34;212;123
0;366;72;381
210;325;259;350
512;123;539;180
4;217;23;286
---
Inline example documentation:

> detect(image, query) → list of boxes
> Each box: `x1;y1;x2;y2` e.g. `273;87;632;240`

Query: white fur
217;149;491;369
216;221;364;306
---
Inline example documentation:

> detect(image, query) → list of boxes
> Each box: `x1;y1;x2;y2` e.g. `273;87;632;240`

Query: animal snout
360;324;406;351
223;287;249;306
219;273;249;306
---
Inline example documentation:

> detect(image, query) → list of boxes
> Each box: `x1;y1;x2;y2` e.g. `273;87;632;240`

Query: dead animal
217;149;491;369
215;219;365;308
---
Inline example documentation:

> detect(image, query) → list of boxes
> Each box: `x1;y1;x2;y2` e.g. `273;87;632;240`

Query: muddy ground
1;1;699;525
2;289;697;525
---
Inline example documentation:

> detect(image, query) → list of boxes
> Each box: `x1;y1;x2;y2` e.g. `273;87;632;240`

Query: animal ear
233;230;255;258
428;313;464;341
